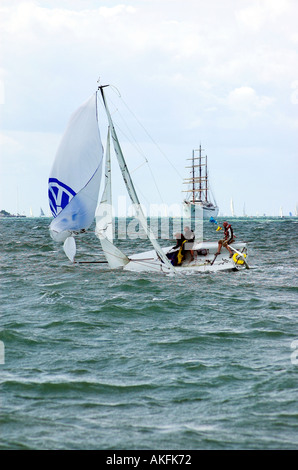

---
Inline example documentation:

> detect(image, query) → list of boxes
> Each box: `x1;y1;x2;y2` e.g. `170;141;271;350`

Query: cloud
235;0;290;32
226;86;274;114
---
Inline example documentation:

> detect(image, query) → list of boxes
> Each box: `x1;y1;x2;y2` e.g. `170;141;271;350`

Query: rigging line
108;102;165;205
106;94;148;162
103;91;166;205
106;126;164;206
118;95;182;180
109;85;147;158
130;161;148;173
146;163;165;204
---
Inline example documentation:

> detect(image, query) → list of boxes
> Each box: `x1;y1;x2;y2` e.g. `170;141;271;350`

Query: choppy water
0;217;297;450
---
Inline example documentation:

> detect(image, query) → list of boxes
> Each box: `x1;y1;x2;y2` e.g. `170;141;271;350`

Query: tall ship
182;145;219;219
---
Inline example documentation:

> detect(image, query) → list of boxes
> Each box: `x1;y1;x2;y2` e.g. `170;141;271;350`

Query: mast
98;85;175;272
199;145;202;201
192;150;195;203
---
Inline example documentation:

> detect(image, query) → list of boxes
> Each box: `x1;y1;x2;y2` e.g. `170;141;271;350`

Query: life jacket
177;240;187;265
224;224;234;240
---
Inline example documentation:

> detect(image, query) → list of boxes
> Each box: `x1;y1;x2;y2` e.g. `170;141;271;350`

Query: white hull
183;201;219;220
124;241;247;274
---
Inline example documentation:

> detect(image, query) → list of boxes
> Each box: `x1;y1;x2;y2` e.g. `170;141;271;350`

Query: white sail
94;127;129;268
230;198;235;217
48;93;103;248
95;127;113;242
63;236;76;263
99;237;129;268
99;87;175;272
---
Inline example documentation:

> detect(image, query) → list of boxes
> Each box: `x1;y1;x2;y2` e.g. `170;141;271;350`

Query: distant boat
243;203;247;217
230;198;235;217
182;145;219;219
40;207;45;217
279;206;284;218
295;204;298;217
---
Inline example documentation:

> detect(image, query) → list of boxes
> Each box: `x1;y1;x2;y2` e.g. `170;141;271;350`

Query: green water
0;217;297;449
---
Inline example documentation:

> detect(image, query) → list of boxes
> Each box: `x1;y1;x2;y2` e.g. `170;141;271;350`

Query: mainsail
95;127;113;242
48;93;103;260
95;127;129;269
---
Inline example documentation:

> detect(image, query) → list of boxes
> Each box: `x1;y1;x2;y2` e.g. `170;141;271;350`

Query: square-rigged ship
183;145;219;220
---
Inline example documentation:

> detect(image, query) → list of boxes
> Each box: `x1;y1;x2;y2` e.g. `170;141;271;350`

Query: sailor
166;233;186;266
184;226;195;261
216;221;235;257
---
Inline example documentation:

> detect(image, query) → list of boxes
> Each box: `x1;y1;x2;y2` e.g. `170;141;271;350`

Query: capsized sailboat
48;83;249;273
182;146;219;220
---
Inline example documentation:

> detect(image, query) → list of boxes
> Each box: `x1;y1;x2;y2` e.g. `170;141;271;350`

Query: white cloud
235;0;290;32
226;86;274;114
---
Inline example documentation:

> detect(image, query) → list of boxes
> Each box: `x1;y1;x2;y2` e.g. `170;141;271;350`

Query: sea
0;216;297;451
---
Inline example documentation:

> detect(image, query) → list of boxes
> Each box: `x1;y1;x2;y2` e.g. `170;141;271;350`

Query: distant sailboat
230;198;235;217
243;203;247;217
182;145;219;219
279;206;284;218
48;83;249;272
40;207;45;217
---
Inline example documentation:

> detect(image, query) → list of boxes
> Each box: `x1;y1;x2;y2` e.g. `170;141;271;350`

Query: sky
0;0;297;217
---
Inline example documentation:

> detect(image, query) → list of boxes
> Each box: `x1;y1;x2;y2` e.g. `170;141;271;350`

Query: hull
124;241;248;274
183;201;219;220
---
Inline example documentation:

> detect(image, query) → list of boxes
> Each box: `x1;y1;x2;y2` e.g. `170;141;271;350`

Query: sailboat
48;83;249;273
182;146;219;220
230;198;235;217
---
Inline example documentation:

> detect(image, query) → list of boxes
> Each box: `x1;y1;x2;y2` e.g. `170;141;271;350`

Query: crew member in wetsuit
216;221;235;257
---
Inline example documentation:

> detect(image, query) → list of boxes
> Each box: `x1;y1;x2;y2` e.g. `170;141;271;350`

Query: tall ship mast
182;145;219;219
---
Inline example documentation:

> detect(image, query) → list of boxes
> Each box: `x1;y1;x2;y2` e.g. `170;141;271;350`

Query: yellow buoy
232;252;247;265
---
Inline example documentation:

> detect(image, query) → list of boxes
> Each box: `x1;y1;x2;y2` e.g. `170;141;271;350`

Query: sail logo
48;178;76;217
